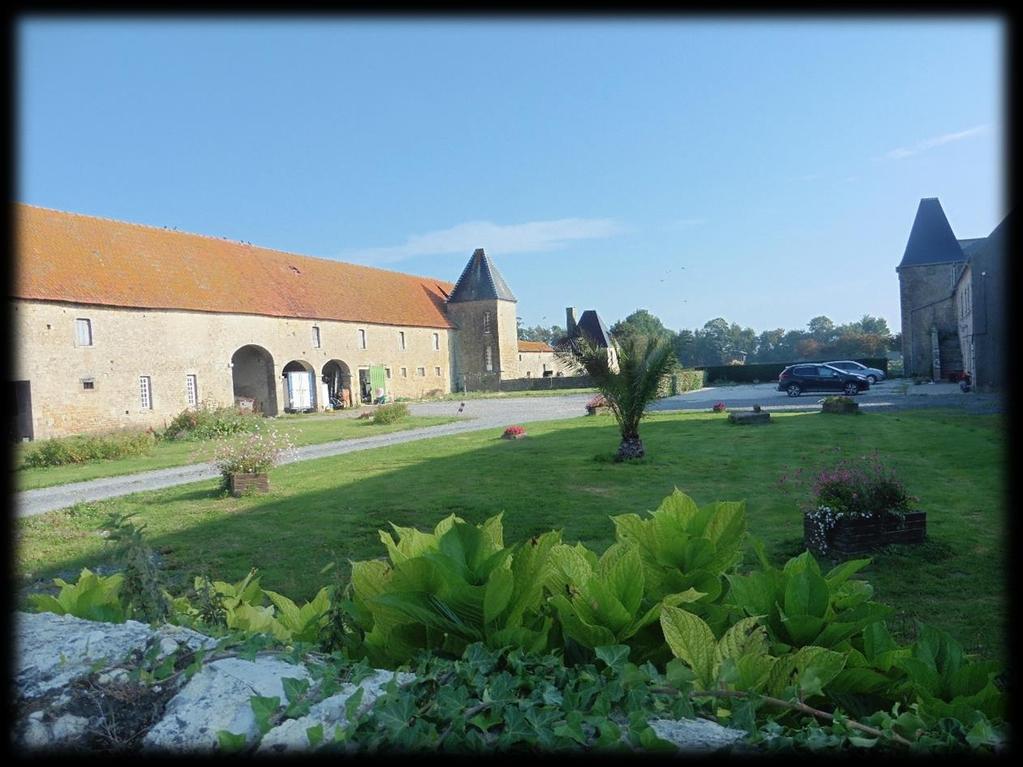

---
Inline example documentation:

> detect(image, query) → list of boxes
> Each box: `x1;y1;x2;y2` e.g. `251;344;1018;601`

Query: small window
385;368;392;379
526;371;531;378
483;312;491;333
435;366;441;376
75;318;93;346
186;374;198;407
401;367;408;378
433;333;440;351
417;367;426;377
485;345;493;372
82;378;96;391
399;331;406;350
139;376;153;410
358;329;367;349
312;326;321;348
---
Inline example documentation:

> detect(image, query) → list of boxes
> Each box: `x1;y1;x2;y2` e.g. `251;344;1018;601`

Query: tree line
608;309;900;368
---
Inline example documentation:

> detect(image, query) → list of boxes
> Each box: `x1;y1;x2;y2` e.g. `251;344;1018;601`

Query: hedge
698;357;888;384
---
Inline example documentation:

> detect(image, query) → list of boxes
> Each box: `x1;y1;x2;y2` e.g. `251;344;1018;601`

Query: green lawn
16;409;1006;664
13;415;458;491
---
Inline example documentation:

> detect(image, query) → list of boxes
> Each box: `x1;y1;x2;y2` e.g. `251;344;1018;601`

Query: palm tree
556;333;676;461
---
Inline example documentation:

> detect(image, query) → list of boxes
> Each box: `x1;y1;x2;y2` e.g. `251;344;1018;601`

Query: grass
406;386;598;401
13;414;458;491
15;408;1006;665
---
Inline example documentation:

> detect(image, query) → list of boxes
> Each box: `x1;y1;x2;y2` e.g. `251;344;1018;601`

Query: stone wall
12;300;454;439
516;350;577;379
445;298;520;391
897;262;962;378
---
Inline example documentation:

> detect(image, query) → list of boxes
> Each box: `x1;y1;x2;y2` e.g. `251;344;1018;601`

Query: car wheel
843;382;858;396
866;375;877;384
787;384;801;397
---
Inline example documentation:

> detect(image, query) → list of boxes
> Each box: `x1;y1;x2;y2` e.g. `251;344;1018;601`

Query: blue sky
18;17;1005;334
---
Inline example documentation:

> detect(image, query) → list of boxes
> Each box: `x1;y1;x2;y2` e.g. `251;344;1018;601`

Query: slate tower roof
898;198;967;268
447;248;517;303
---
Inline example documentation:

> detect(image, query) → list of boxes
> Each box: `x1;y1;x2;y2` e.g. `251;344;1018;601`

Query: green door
370;365;387;402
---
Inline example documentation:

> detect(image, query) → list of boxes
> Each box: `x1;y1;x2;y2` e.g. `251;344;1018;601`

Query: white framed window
485;345;493;372
433;333;440;350
417;366;425;377
139;376;153;410
75;318;93;346
358;329;367;349
435;366;441;376
401;367;408;378
312;326;321;348
186;374;198;407
483;312;491;333
399;331;406;350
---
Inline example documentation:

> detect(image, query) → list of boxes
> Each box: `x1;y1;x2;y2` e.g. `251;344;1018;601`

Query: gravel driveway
16;384;998;518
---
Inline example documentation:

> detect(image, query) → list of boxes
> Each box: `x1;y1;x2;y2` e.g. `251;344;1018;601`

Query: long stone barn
11;204;581;441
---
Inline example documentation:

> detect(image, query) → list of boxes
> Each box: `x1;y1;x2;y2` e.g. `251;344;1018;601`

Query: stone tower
896;198;967;379
446;248;519;391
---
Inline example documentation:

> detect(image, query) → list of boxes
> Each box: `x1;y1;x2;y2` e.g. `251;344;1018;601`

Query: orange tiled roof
13;204;455;329
518;339;554;353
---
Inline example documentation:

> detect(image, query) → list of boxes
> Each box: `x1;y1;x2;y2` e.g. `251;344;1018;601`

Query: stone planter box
822;398;860;414
805;511;927;557
728;411;771;425
586;405;610;416
227;472;270;497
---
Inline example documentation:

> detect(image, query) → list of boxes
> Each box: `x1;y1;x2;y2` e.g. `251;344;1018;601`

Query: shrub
502;425;526;438
821;396;860;414
165;401;263;441
21;429;157;468
213;426;295;476
371;402;410;425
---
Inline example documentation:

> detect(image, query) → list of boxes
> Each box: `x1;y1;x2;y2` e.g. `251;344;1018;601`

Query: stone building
896;197;1007;389
11;205;602;440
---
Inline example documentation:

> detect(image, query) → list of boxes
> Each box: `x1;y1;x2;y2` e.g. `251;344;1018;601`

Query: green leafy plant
347;514;561;666
165;401;264;441
21;429;157;468
103;512;172;623
28;568;128;623
213;426;294;476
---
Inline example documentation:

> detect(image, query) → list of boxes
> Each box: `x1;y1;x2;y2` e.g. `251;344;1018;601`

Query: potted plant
712;401;727;413
213;427;294;496
585;394;609;416
502;425;527;440
783;452;925;557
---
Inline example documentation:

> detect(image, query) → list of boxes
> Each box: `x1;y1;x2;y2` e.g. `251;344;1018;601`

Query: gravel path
16;384;1000;518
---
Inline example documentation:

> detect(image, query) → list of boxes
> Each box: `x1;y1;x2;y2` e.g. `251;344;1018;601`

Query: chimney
566;307;577;336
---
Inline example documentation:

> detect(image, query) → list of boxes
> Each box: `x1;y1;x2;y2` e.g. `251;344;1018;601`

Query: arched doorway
231;345;278;416
322;360;353;409
282;360;317;413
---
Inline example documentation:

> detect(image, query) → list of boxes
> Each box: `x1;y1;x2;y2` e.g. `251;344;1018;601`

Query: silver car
825;360;886;384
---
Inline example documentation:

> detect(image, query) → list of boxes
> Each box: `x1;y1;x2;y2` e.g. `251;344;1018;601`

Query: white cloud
882;124;991;160
342;217;623;264
664;217;705;231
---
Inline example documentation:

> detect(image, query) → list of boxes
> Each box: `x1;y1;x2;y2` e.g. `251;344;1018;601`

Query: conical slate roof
447;248;517;303
898;198;966;268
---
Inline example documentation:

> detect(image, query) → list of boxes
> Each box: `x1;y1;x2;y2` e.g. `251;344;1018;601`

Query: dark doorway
358;369;372;404
11;381;33;442
231;345;279;416
322;360;353;409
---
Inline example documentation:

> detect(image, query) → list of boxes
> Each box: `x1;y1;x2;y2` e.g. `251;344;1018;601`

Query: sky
17;16;1006;335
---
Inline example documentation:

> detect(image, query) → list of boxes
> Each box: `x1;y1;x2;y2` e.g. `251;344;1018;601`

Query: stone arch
322;359;354;409
282;359;317;412
231;345;279;416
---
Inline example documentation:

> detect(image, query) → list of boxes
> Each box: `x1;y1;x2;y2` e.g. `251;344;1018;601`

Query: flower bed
585;394;609;415
502;425;527;440
712;401;727;413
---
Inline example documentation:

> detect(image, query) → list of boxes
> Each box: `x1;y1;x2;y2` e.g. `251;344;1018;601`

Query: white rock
51;714;92;741
143;656;311;753
96;668;130;686
258;669;413;754
14;612;155;700
20;716;52;749
157;637;180;659
647;717;748;752
154;624;219;654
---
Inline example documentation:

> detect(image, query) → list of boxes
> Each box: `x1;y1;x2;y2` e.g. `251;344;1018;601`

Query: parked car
777;363;870;397
824;360;886;384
